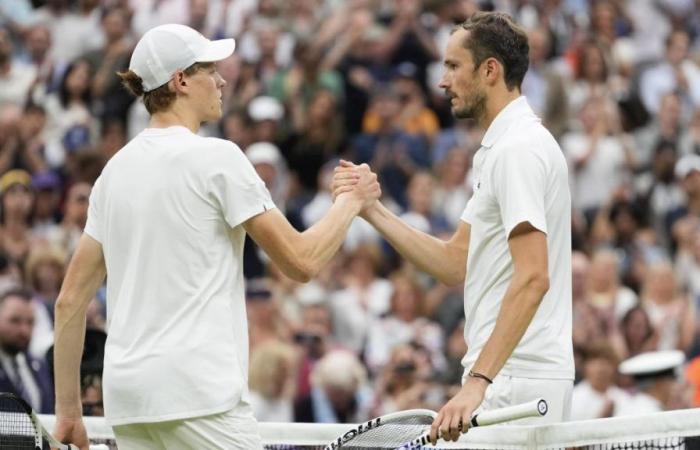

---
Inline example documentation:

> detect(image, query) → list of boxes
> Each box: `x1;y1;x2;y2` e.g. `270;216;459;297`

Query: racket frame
324;398;548;449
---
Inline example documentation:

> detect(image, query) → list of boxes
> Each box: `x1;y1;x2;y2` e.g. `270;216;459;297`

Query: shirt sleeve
492;147;548;239
84;174;103;243
208;144;276;228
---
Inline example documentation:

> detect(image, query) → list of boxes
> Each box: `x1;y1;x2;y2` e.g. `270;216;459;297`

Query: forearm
363;202;465;285
54;303;88;418
54;235;106;418
471;274;548;380
297;195;361;277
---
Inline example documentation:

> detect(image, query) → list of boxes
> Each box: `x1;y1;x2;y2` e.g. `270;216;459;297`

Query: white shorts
464;372;573;424
112;405;263;450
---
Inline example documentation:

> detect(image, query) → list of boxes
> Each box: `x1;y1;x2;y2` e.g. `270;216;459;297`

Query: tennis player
334;12;573;444
52;24;379;450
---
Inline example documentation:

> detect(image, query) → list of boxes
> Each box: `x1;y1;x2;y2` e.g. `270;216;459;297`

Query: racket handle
471;398;547;427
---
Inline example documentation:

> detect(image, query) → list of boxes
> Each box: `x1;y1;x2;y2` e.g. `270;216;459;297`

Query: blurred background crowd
0;0;700;425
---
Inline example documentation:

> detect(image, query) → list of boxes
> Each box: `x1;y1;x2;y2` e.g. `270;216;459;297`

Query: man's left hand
429;376;488;445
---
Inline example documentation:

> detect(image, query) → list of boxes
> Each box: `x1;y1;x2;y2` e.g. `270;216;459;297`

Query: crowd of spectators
0;0;700;424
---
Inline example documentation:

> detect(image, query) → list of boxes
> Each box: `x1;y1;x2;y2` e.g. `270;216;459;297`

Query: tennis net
35;408;700;449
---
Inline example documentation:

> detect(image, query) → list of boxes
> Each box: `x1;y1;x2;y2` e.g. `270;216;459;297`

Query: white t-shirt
460;97;574;380
561;133;629;212
570;380;630;420
85;126;275;426
613;391;663;417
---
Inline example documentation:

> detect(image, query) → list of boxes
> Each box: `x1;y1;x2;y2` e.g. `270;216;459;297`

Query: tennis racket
0;393;109;450
324;398;548;449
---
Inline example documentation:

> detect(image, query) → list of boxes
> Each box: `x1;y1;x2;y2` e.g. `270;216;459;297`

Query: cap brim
197;38;236;63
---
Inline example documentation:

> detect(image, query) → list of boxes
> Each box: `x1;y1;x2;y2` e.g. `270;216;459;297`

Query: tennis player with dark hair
52;24;379;450
335;11;574;444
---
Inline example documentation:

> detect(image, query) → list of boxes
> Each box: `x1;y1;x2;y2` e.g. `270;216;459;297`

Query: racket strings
337;416;434;449
0;395;41;450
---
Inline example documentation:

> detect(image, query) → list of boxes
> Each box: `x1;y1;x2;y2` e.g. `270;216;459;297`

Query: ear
482;57;502;86
171;70;188;94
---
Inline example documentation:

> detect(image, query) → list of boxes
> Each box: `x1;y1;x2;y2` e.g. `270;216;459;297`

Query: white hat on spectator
296;281;327;306
245;142;282;166
619;350;685;380
248;96;284;122
675;154;700;179
311;350;367;391
129;24;235;92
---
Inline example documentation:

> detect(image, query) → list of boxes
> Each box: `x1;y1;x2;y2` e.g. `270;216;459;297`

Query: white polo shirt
85;126;275;425
460;97;574;380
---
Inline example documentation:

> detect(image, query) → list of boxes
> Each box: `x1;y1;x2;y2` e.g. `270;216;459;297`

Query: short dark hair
0;288;32;306
118;62;214;115
455;12;529;90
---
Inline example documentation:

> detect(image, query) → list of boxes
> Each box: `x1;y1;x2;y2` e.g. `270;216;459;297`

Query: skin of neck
477;82;521;131
149;98;201;133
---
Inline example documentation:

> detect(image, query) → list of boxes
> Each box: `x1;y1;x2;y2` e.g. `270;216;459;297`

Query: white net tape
35;408;700;450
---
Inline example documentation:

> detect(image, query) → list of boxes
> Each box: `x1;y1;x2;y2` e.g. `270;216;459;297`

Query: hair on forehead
0;288;32;306
451;11;529;90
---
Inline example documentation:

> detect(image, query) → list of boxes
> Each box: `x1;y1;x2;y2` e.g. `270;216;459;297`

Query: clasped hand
332;160;381;212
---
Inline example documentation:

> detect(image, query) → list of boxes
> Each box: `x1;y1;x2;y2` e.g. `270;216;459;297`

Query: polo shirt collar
480;96;533;149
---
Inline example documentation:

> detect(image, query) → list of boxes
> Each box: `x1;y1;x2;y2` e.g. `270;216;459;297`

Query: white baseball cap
129;24;236;92
619;350;685;379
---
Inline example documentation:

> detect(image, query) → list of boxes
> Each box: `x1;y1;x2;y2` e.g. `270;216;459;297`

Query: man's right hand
332;160;381;212
54;416;89;450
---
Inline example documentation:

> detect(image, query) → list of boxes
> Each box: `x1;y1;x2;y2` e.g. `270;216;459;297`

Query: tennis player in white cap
52;24;379;450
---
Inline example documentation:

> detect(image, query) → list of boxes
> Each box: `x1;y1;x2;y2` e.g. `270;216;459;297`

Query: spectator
0;103;50;175
363;62;440;142
268;39;343;112
635;93;683;170
43;59;97;169
33;0;103;66
584;248;638;337
329;243;392;353
675;226;700;307
0;26;36;109
612;305;658;360
522;27;568;139
0;288;54;413
566;38;610;118
285;89;346;194
399;171;450;236
639;29;700;118
679;107;700;157
249;341;297;422
562;96;636;221
640;261;695;353
247;95;284;145
667;154;700;244
48;182;91;257
616;350;687;415
352;88;431;208
23;244;66;360
571;341;629;420
0;170;35;265
22;23;60;102
82;6;134;126
372;343;439;416
294;350;371;423
365;273;444;374
432;147;471;231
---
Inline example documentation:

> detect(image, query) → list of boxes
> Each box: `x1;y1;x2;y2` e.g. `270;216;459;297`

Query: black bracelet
468;369;493;384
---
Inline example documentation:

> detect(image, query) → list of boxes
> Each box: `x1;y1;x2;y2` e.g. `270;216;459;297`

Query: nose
216;72;226;88
438;74;448;91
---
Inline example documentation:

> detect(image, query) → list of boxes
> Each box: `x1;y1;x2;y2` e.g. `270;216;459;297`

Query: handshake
332;159;382;215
